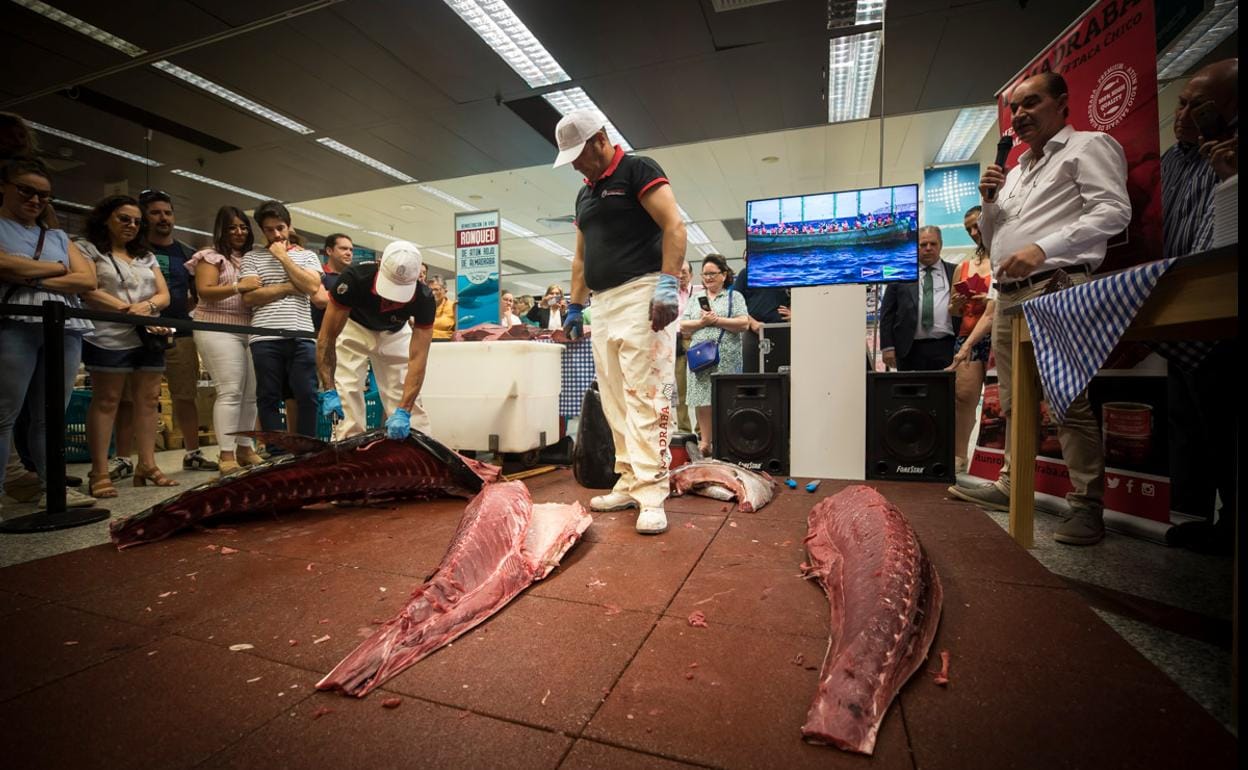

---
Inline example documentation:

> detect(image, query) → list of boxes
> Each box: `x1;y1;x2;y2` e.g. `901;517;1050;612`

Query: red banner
996;0;1162;269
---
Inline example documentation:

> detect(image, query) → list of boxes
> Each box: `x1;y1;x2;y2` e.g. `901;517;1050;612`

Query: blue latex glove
318;389;344;423
562;303;585;340
385;408;412;440
649;273;680;331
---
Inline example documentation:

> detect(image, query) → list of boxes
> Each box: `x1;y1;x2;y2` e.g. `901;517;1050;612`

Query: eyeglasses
138;188;170;204
115;213;142;225
226;224;250;233
701;270;723;278
7;182;53;202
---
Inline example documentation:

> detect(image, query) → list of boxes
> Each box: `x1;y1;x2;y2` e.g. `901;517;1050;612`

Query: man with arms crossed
553;110;687;535
949;72;1131;545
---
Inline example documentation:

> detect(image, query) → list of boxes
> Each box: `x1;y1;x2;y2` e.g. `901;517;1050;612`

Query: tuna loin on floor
801;485;943;755
317;480;591;696
109;430;500;549
669;459;777;512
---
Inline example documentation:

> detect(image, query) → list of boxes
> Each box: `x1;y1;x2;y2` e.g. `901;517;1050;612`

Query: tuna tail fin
229;431;329;455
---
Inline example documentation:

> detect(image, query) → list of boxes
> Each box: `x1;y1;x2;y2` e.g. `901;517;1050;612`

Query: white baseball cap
376;240;423;303
552;109;607;168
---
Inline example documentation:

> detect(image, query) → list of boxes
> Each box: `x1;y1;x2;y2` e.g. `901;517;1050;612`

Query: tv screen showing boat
744;184;919;287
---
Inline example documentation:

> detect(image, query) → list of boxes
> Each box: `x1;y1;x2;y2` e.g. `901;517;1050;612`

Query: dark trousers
898;337;955;371
1167;342;1236;521
251;339;318;438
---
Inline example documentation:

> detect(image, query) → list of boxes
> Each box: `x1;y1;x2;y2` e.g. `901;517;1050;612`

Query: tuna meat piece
317;480;591;696
669;459;777;512
801;484;942;755
110;429;499;549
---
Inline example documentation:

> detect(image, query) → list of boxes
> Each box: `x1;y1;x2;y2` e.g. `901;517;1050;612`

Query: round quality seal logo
1088;63;1138;131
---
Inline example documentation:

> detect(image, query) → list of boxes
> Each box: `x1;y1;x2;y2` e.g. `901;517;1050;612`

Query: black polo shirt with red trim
329;261;436;333
575;146;669;292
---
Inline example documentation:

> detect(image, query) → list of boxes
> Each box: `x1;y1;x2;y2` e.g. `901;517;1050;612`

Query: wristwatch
147;300;157;315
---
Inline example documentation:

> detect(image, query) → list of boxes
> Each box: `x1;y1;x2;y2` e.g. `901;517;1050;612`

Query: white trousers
589;274;678;508
193;330;257;451
334;319;430;437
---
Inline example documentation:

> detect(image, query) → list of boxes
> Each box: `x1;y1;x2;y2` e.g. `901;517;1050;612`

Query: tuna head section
317;481;591;697
669;459;777;512
801;485;943;755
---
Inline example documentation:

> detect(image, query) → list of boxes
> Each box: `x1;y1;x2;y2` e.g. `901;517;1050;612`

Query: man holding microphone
949;72;1132;546
553;109;686;535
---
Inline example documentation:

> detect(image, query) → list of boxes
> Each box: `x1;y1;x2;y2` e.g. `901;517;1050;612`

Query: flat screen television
744;183;919;287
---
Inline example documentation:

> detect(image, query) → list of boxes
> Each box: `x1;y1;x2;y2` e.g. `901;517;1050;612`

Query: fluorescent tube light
175;225;213;237
542;88;633;150
12;0;144;56
27;121;161;166
170;169;269;199
1157;0;1238;80
933;106;999;164
441;0;571;88
418;184;474;211
828;31;882;123
315;138;417;183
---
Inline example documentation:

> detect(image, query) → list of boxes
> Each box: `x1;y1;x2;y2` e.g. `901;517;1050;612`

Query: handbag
107;252;174;354
687;290;732;373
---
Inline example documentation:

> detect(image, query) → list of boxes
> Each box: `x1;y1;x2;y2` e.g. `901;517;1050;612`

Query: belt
996;263;1091;294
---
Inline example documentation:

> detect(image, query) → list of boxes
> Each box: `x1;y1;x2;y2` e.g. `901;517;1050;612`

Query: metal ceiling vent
710;0;784;11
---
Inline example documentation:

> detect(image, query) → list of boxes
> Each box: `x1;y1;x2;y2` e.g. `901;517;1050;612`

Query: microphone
984;134;1013;202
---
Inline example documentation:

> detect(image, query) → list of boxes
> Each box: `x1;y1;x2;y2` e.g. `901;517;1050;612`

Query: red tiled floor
585;615;913;769
560;738;706;769
203;690;572;769
0;603;160;702
0;587;45;617
0;635;319;770
0;537;215;602
665;514;825;639
382;595;658;734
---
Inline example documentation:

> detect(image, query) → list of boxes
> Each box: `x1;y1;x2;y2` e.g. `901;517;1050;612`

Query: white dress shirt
981;125;1131;297
914;261;955;340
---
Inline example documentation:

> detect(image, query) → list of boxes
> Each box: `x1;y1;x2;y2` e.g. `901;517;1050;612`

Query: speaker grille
883;407;937;460
725;407;773;458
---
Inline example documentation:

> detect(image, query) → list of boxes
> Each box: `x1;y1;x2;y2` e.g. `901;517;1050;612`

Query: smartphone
1192;101;1228;141
698;295;711;312
547;296;560;307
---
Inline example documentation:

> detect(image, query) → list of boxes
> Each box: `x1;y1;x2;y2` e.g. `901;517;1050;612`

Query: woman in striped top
186;206;263;476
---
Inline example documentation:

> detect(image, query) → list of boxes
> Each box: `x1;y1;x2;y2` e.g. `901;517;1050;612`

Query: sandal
88;471;119;499
134;464;179;488
236;446;265;467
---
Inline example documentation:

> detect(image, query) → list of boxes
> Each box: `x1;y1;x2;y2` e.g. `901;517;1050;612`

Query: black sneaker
109;456;134;481
183;450;220;471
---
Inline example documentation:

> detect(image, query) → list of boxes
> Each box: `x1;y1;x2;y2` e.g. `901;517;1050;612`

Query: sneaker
183;450;219;472
1053;509;1105;546
953;457;968;474
635;507;668;535
947;481;1010;512
4;471;43;502
109;457;134;481
39;487;98;509
590;491;638;512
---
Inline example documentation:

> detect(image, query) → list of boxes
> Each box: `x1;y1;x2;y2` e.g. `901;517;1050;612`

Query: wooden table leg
1008;314;1039;548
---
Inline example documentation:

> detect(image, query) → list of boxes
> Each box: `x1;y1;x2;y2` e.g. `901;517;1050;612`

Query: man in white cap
315;241;436;439
553;109;687;535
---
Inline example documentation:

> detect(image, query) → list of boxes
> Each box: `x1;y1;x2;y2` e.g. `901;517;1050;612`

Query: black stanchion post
0;301;110;533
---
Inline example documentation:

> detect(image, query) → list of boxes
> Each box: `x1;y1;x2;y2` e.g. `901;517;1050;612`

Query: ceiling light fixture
170;169;269;199
678;205;711;246
932;106;999;164
315;138;417;183
827;1;886;123
15;1;314;135
362;229;403;243
54;199;93;211
174;225;213;237
418;184;474;211
441;0;571;88
27;121;161;167
1156;0;1238;80
542;87;633;150
287;206;361;230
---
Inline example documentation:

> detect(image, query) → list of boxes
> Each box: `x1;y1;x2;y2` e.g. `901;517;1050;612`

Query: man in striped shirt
237;201;324;440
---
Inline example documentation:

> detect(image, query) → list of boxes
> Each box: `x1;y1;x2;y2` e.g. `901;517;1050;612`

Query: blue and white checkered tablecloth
1021;258;1175;423
535;337;596;418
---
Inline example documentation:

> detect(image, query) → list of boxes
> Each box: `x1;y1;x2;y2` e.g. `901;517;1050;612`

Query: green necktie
921;266;934;330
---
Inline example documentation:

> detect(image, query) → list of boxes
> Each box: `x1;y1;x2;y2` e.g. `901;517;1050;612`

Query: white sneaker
635;507;668;535
39;487;98;509
590;491;638;512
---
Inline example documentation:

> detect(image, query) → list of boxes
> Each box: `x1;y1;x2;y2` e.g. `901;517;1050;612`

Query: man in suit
879;226;959;370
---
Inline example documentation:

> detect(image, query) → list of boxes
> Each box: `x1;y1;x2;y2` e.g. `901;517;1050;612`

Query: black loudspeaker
866;371;955;483
712;373;789;475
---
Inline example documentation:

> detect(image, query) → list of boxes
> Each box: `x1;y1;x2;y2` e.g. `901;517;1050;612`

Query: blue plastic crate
313;389;382;441
64;388;92;462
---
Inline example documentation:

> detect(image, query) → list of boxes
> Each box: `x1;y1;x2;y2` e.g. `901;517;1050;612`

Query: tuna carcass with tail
801;485;943;755
669;459;776;512
109;429;500;549
317;480;590;696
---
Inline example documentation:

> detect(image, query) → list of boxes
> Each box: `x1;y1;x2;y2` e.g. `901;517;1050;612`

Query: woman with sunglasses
679;254;750;455
185;206;263;476
0;157;97;509
76;195;178;497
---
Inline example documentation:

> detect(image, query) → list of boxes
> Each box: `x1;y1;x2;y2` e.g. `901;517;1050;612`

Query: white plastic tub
422;341;562;452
